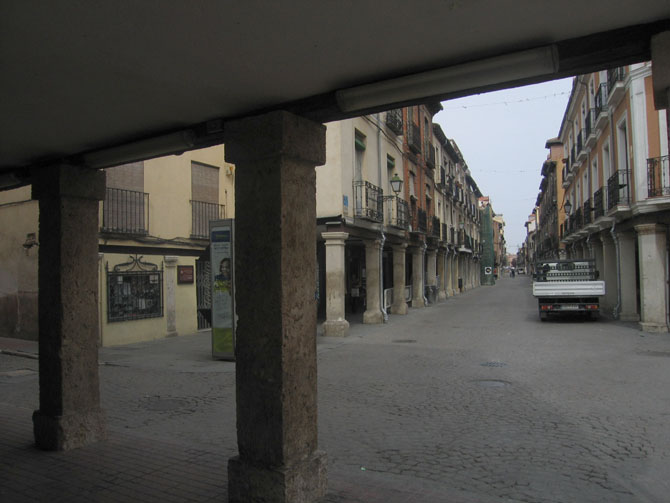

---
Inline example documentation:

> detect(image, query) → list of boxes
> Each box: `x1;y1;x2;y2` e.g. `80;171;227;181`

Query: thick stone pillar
322;232;349;337
601;233;617;316
426;248;437;303
445;251;454;296
410;245;425;308
226;111;327;501
390;244;408;315
164;255;179;337
437;250;447;301
635;224;669;332
617;231;639;322
363;238;384;324
31;165;106;451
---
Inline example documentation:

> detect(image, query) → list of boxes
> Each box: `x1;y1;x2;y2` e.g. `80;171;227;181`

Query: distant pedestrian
510;268;515;278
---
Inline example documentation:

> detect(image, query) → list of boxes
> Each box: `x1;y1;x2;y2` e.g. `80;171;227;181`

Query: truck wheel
589;312;599;321
539;312;548;322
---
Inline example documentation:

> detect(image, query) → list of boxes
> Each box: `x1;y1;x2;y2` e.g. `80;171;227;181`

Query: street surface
2;276;669;502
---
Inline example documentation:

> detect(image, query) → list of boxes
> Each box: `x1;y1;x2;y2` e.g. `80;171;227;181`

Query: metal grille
102;187;149;234
384;195;409;228
353;181;383;222
107;256;163;322
647;155;670;197
593;188;604;218
385;109;403;135
607;170;630;209
191;200;225;239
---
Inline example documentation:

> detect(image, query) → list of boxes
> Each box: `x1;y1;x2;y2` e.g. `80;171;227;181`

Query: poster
210;219;235;360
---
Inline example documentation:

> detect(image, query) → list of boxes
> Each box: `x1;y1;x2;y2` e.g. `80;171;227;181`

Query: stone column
31;165;106;451
437;250;447;301
445;251;454;296
164;255;179;337
410;245;425;308
592;238;604;285
601;233;617;316
617;231;639;322
426;248;437;303
322;232;349;337
225;111;327;502
635;224;669;332
363;238;384;324
390;244;408;315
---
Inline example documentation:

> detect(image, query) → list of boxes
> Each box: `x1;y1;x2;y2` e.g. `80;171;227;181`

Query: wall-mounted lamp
390;173;403;194
23;233;39;250
564;199;572;215
335;45;559;113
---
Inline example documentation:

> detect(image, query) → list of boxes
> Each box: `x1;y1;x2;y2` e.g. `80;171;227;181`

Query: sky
433;78;574;254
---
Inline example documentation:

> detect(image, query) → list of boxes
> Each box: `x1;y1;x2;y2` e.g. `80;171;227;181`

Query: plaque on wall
178;265;194;284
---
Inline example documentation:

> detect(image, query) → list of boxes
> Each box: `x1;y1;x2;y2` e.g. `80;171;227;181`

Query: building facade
534;63;669;331
316;106;483;336
0;146;234;345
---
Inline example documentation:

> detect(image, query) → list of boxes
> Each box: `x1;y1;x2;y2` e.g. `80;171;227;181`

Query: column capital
635;223;666;236
322;231;349;243
392;243;408;252
363;237;383;250
32;165;106;201
225;110;326;165
164;255;179;266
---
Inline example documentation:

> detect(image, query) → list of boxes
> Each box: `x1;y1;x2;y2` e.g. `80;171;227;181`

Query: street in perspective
2;275;669;503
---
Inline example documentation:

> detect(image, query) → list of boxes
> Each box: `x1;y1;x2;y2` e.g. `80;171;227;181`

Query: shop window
107;255;163;322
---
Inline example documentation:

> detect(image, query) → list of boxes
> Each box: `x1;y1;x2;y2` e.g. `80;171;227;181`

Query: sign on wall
485;266;493;275
210;219;235;360
177;265;194;284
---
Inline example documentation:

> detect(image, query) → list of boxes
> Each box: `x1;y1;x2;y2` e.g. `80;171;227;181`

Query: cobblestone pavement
2;276;669;502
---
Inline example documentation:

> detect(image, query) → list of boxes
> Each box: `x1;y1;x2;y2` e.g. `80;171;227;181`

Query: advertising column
210;219;235;359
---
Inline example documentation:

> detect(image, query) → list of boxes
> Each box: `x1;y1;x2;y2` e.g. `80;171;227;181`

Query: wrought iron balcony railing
583;199;592;225
383;195;409;229
575;207;583;229
450;227;455;244
386;109;403;136
585;109;594;138
607;67;625;92
413;208;427;233
647;155;670;198
441;223;447;241
425;143;436;168
594;83;608;119
430;216;440;238
102;187;149;235
408;123;422;153
191;200;226;239
576;130;583;155
593;188;604;219
353;180;384;222
607;170;630;210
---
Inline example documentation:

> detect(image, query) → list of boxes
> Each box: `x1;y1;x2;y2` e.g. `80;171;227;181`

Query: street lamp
390;173;403;194
564;199;572;215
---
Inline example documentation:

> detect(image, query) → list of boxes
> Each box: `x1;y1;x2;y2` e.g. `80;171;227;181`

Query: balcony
441;223;447;242
385;109;403;136
647;155;670;198
430;216;440;238
594;83;609;131
353;180;384;222
383;195;409;229
450;227;456;244
576;130;587;164
408;123;421;154
570;145;576;170
593;187;604;219
190;200;226;239
574;207;583;229
412;207;427;233
607;170;630;211
607;67;626;106
582;199;592;225
102;187;149;235
584;109;597;149
425;143;436;168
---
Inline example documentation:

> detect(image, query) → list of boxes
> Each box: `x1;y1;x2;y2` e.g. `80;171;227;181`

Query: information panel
209;219;235;360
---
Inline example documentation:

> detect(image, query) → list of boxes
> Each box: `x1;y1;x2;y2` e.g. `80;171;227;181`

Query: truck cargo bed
532;280;606;297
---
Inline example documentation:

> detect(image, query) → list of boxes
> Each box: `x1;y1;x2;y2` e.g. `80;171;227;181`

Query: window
354;129;366;182
617;119;629;172
591;159;598;196
107;256;163;322
191;162;223;239
409;171;416;198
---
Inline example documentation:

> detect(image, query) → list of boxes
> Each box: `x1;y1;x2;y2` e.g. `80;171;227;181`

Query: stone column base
33;409;106;451
390;302;408;315
640;322;669;333
438;290;447;301
363;310;384;324
619;313;640;322
228;450;327;503
322;319;349;337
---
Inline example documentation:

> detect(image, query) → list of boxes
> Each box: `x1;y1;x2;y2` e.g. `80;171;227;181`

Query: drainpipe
376;114;388;322
610;220;621;319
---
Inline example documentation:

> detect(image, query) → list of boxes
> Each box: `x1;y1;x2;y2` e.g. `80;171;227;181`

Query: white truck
532;259;606;321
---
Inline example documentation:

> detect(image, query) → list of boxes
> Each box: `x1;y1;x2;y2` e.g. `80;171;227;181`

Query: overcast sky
434;78;574;253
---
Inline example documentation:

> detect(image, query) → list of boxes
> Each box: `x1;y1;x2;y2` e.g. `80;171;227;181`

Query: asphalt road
2;275;669;502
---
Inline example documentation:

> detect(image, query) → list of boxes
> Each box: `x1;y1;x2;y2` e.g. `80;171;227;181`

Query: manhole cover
392;339;417;344
480;361;507;367
0;369;37;377
474;379;510;388
142;397;189;412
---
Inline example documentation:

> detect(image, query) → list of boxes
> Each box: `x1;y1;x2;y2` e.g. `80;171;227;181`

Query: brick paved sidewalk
0;405;508;502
